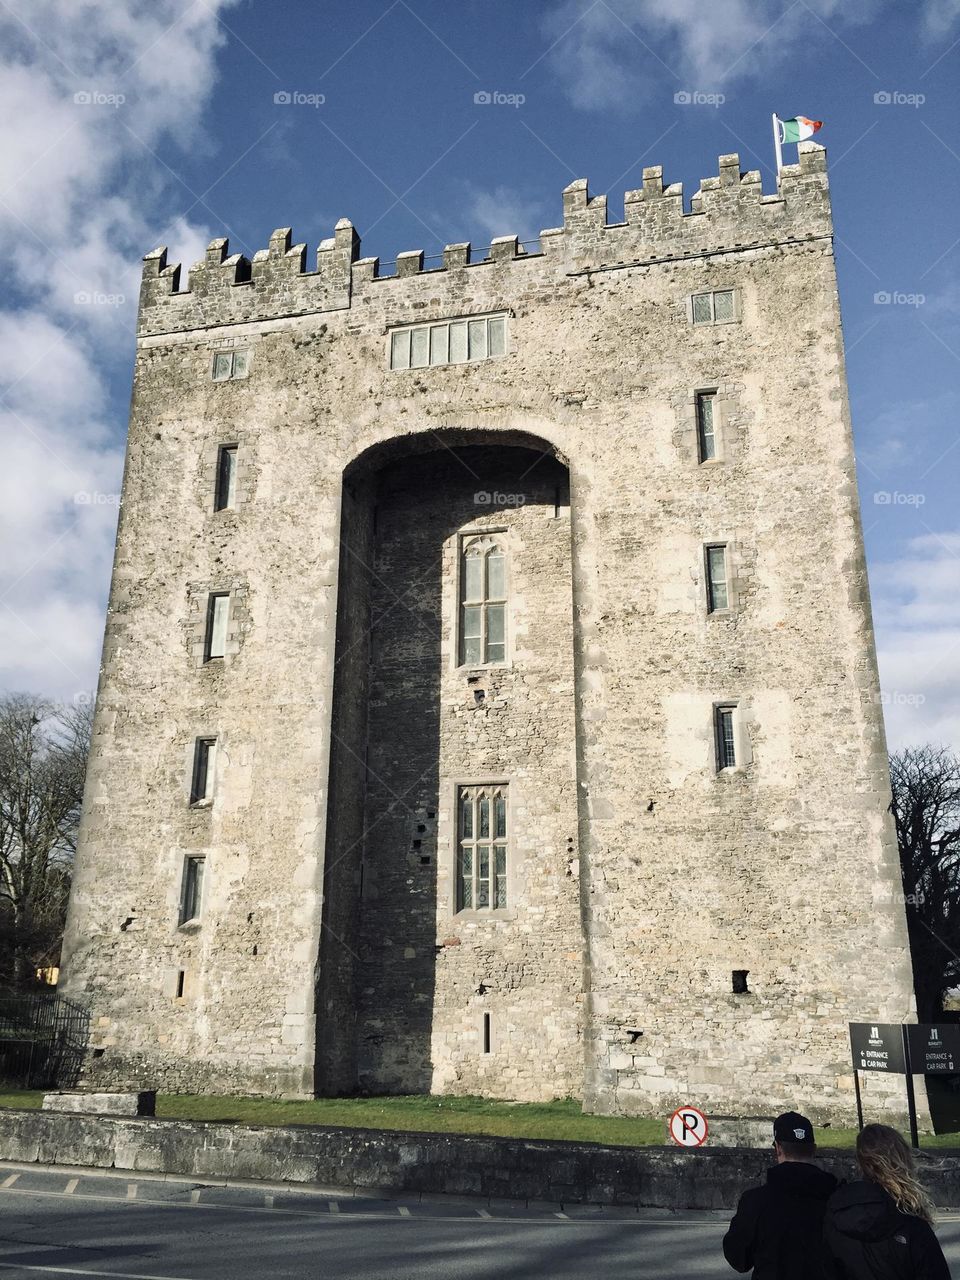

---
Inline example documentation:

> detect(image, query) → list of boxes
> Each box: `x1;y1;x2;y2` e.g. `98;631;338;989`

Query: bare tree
889;745;960;1020
0;693;93;985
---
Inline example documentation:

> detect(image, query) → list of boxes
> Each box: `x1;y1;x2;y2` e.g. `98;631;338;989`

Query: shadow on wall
316;432;570;1096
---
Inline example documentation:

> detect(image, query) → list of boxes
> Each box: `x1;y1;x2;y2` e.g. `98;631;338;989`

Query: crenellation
135;147;833;336
442;242;470;269
396;248;423;276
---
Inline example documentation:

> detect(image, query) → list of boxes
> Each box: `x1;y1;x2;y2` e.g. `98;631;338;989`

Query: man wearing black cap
722;1111;839;1279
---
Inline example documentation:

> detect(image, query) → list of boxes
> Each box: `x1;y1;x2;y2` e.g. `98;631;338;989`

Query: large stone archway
315;431;587;1100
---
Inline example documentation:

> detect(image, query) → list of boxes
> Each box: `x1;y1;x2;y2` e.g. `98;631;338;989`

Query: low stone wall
2;1109;959;1210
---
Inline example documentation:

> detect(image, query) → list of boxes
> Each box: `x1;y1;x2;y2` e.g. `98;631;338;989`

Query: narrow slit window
715;706;737;771
705;545;729;612
215;445;238;511
458;784;508;912
460;536;507;666
190;737;217;805
482;1012;492;1055
696;392;717;462
204;593;230;661
179;855;205;925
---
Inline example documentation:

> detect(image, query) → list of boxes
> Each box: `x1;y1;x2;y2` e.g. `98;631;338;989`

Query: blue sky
1;0;958;748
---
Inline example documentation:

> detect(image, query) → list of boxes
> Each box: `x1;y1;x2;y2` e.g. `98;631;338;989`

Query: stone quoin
59;142;915;1120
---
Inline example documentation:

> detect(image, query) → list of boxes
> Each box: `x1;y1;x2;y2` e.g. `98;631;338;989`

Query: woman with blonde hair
823;1123;951;1278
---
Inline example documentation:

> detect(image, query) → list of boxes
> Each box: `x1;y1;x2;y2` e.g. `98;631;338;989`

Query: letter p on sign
669;1105;708;1147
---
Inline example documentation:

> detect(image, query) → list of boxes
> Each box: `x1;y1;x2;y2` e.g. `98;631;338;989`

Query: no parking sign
669;1105;708;1148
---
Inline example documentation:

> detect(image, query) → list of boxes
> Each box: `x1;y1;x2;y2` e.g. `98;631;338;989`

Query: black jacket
822;1180;951;1280
723;1160;840;1279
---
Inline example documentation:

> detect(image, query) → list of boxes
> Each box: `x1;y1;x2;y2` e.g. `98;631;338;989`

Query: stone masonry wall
59;143;916;1120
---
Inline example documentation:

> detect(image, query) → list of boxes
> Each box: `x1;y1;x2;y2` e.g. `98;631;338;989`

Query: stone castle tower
61;141;916;1119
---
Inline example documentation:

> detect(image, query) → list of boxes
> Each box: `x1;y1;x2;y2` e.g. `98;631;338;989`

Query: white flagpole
772;113;783;179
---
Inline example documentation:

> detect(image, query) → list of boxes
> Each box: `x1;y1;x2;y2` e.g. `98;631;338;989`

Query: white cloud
873;533;960;751
0;0;238;700
923;0;960;37
539;0;922;109
464;185;550;245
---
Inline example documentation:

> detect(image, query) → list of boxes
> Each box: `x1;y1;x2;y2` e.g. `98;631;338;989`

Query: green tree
889;745;960;1020
0;693;92;985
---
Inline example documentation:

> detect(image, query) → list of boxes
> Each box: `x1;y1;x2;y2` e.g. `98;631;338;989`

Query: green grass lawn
2;1088;959;1150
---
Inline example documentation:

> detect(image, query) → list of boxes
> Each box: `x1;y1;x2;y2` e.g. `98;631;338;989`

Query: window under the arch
457;785;508;911
460;536;506;665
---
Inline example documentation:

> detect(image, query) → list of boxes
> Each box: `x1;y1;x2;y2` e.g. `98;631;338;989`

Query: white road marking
126;1184;138;1200
555;1211;569;1219
397;1205;411;1217
189;1189;201;1205
0;1175;19;1189
64;1178;79;1195
0;1265;186;1279
263;1194;274;1208
476;1207;491;1218
328;1201;340;1213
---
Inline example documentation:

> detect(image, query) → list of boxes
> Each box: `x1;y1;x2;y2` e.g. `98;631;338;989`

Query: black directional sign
907;1023;960;1075
849;1023;907;1074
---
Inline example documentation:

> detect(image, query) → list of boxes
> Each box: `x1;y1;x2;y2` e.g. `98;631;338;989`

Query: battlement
138;143;830;337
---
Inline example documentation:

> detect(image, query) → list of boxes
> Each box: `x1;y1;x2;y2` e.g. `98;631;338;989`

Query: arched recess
315;426;587;1100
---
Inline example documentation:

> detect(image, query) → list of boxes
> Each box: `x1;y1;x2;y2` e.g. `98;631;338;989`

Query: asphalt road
1;1163;959;1279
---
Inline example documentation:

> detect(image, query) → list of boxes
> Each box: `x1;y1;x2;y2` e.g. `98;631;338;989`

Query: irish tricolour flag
777;115;823;143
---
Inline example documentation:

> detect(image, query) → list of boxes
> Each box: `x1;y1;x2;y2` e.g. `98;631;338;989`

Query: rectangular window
715;706;737;771
215;445;237;510
389;314;508;370
190;737;217;805
179;855;205;925
211;349;251;381
696;392;717;462
691;290;736;326
705;545;729;612
460;536;507;665
457;785;508;912
204;593;230;661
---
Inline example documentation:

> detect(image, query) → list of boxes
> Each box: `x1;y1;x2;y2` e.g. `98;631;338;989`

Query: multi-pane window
457;785;507;911
460;536;506;665
215;445;237;510
715;706;737;770
705;545;729;612
211;349;250;381
204;593;230;661
390;314;508;370
190;737;217;805
696;392;717;461
179;855;205;925
691;290;736;325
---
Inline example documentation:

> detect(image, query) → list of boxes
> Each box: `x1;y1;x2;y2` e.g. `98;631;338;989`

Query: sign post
849;1022;960;1148
668;1105;708;1148
901;1024;920;1151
